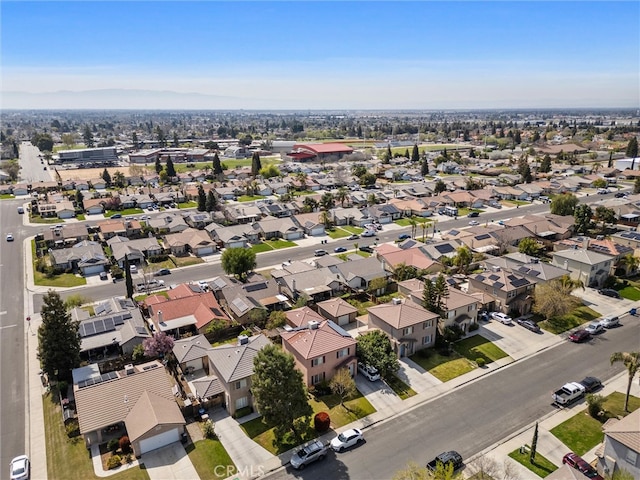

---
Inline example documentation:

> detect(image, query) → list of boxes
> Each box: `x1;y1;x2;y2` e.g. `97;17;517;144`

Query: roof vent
392;297;402;305
124;364;135;375
308;320;319;330
492;265;501;272
531;258;539;264
238;335;249;345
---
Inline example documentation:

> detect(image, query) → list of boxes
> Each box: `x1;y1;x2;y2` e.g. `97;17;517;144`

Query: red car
562;453;603;480
569;329;591;343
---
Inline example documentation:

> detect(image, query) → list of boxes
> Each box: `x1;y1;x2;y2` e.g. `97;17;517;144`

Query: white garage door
337;315;350;326
196;246;214;256
83;265;105;275
139;428;180;454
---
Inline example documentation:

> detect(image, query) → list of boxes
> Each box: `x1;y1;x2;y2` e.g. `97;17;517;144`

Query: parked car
6;233;14;242
375;224;383;230
334;246;347;253
568;329;591;343
99;271;108;281
330;428;364;452
427;451;463;473
111;213;122;219
598;288;621;299
362;230;376;237
597;188;610;195
599;315;619;328
359;246;374;254
467;211;479;217
154;268;171;276
562;452;603;479
468;220;480;226
358;363;381;382
614;192;627;198
290;440;328;470
516;318;541;333
397;233;411;241
585;322;604;335
347;234;360;240
9;455;29;480
17;206;24;214
129;264;138;274
491;312;513;325
579;376;602;393
553;382;586;405
314;249;328;257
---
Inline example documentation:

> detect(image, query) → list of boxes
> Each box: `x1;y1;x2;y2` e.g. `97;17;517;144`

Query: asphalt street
19;141;53;184
265;315;640;480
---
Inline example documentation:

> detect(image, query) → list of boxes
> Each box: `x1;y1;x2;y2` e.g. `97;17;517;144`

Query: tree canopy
356;330;399;378
252;345;312;443
573;204;593;235
221;247;257;282
143;332;175;357
550;193;578;216
38;290;81;380
518;237;542;257
165;158;176;178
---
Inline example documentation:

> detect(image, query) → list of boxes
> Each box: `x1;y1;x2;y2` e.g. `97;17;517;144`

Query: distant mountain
1;89;282;110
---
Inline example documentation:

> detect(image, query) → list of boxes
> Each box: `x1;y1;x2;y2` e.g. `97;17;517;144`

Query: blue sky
1;1;638;109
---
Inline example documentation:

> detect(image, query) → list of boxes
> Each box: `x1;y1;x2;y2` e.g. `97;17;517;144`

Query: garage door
139;428;180;454
83;265;105;275
337;315;350;326
196;246;214;256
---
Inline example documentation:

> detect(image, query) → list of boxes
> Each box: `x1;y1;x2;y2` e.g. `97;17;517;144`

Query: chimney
392;297;402;305
157;310;163;324
582;237;590;250
492;265;500;272
308;320;319;330
238;335;249;345
292;279;297;292
124;364;135;376
381;259;386;271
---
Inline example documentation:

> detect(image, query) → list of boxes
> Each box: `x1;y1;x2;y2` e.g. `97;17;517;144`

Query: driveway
141;443;200;480
396;358;442;393
571;287;637;317
355;374;402;410
476;320;560;361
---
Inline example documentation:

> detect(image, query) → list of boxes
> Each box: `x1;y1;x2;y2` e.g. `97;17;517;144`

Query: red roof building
289;143;354;162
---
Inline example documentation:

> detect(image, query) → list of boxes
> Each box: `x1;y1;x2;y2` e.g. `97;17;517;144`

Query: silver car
491;312;513;325
290;440;328;470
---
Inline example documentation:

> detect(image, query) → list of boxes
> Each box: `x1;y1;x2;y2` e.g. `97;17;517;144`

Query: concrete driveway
355;374;402;410
571;287;637;317
141;442;200;480
477;320;560;361
396;358;442;393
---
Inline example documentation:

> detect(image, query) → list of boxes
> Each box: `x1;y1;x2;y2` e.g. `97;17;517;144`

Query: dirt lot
56;166;152;182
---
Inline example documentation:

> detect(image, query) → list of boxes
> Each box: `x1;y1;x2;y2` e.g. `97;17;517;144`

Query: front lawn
265;239;297;249
251;242;273;253
186;439;236;480
0;193;15;199
237;195;265;202
30;215;61;224
453;335;510;364
394;217;431;227
34;271;87;287
550;392;640;455
617;285;640;301
170;256;205;267
409;350;476;382
43;389;148;480
178;201;197;209
105;208;144;217
326;227;351;239
538;305;600;334
508;448;557;478
341;225;364;234
384;374;417;400
241;391;375;455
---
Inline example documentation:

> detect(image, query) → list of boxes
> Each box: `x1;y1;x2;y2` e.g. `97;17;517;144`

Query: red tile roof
293;143;354;154
282;320;356;359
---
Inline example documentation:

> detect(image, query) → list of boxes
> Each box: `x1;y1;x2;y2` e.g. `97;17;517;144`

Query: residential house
275;267;344;303
467;267;535;315
108;236;163;267
551;248;614;288
185;212;214;230
43;223;90;248
208;223;260;249
219;279;289;324
483;253;570;284
363;204;402;223
256;216;304;241
420;240;464;262
330;207;367;226
284;306;326;328
282;320;357;386
73;360;185;456
316;298;358;326
49;240;109;276
99;218;142;239
164;228;217;256
376;244;442;276
367;299;439;357
12;183;30;196
596;408;640;479
89;178;107;190
223;204;263;224
293;212;326;237
329;257;391;292
148;214;189;234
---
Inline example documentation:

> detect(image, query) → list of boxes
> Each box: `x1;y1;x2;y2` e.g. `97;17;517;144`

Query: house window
235;379;247;390
403;326;414;335
422;335;432;345
422;320;433;329
235;396;248;410
336;348;349;359
311;356;325;367
467;304;475;312
311;373;325;385
625;449;637;466
448;311;455;319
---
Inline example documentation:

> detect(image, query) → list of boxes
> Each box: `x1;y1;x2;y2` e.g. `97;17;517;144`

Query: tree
422;278;439;315
32;132;54;152
625;137;638;170
573;204;593;234
302;197;318;213
212;152;223;176
368;277;388;295
221;247;256;282
394;263;419;281
351;164;367;178
319;210;332;228
453;246;472;274
610;351;639;412
173;131;179;148
112;171;126;188
38;290;81;380
592;178;608;189
335;187;349;207
102;168;112;187
83;125;94;147
155;126;166;147
594;205;617;232
197;185;206;212
329;368;357;406
143;332;175;357
205;190;217;212
539;154;552;173
131;131;139;150
433;274;450;315
252;345;313;443
320;192;335;210
518;237;542;257
165;158;176;178
248;308;268;327
154;158;162;174
634;177;640;194
550;193;578;216
259;164;280;179
421;157;429;176
266;310;286;330
530;422;538;463
356;330;399;378
74;189;84;211
434;179;447;194
359;172;377;186
124;254;134;298
392;462;431;480
411;144;420;162
251;152;262;177
532;278;581;321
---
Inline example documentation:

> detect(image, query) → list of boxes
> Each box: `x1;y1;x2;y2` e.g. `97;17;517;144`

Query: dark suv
598;288;621;299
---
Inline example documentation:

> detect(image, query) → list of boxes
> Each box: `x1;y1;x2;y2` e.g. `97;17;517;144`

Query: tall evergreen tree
131;131;139;150
173;131;179;147
38;290;81;381
165;158;176;178
433;274;449;317
626;137;638;170
540;154;552;173
212;152;223;175
197;185;206;212
421;157;429;176
206;190;217;212
251;152;262;177
155;157;162;174
124;254;134;298
411;144;420;162
83;125;94;147
101;168;111;187
74;189;84;211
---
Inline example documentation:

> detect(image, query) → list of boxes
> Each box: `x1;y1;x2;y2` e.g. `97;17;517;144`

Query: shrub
312;380;332;397
203;419;217;439
107;454;122;470
65;420;79;437
118;435;131;454
468;322;480;332
476;357;486;367
107;439;120;453
314;412;331;433
587;393;605;419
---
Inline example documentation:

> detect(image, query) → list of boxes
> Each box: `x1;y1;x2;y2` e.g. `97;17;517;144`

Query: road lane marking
0;311;7;315
0;324;17;329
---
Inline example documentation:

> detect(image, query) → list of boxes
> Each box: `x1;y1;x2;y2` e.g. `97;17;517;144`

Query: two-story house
596;408;640;479
467;267;535;316
551;247;614;288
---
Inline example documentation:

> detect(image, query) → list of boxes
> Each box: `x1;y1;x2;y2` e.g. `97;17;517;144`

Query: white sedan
468;220;480;226
6;233;14;242
331;428;364;452
491;312;513;325
10;455;29;480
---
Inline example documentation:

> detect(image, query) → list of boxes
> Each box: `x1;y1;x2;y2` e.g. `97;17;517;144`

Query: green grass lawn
394;217;432;227
241;391;375;455
265;239;297;249
170;256;204;267
409;350;476;382
550;392;640;455
105;208;144;217
76;214;86;221
453;335;510;364
43;390;149;480
186;439;237;480
508;449;557;478
220;157;280;169
178;201;197;209
34;271;87;287
341;225;364;234
0;193;15;199
384;374;417;400
237;195;265;202
30;215;61;224
538;305;600;334
617;285;640;301
326;227;351;239
134;291;169;303
251;242;274;253
346;298;375;316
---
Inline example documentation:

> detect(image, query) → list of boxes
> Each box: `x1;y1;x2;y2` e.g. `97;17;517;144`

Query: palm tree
610;351;640;412
620;253;640;276
295;172;308;191
367;193;377;206
319;210;332;228
335;187;349;207
453;246;473;274
408;218;417;239
592;162;602;174
557;275;584;294
421;222;427;242
320;192;335;211
303;197;318;213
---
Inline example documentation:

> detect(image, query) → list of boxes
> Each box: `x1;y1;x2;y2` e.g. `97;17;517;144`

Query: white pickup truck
552;382;586;405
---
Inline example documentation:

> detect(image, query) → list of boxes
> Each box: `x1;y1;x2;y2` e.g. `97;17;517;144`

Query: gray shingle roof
207;334;270;383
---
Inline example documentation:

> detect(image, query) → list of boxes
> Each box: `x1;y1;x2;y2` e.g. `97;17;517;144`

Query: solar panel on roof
434;244;455;254
448;230;460;236
83;323;96;336
104;318;115;331
493;282;505;289
135;326;148;335
475;234;491;241
476;275;486;281
244;282;267;292
232;298;249;312
94;304;106;315
94;320;106;334
511;278;529;287
488;274;499;281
